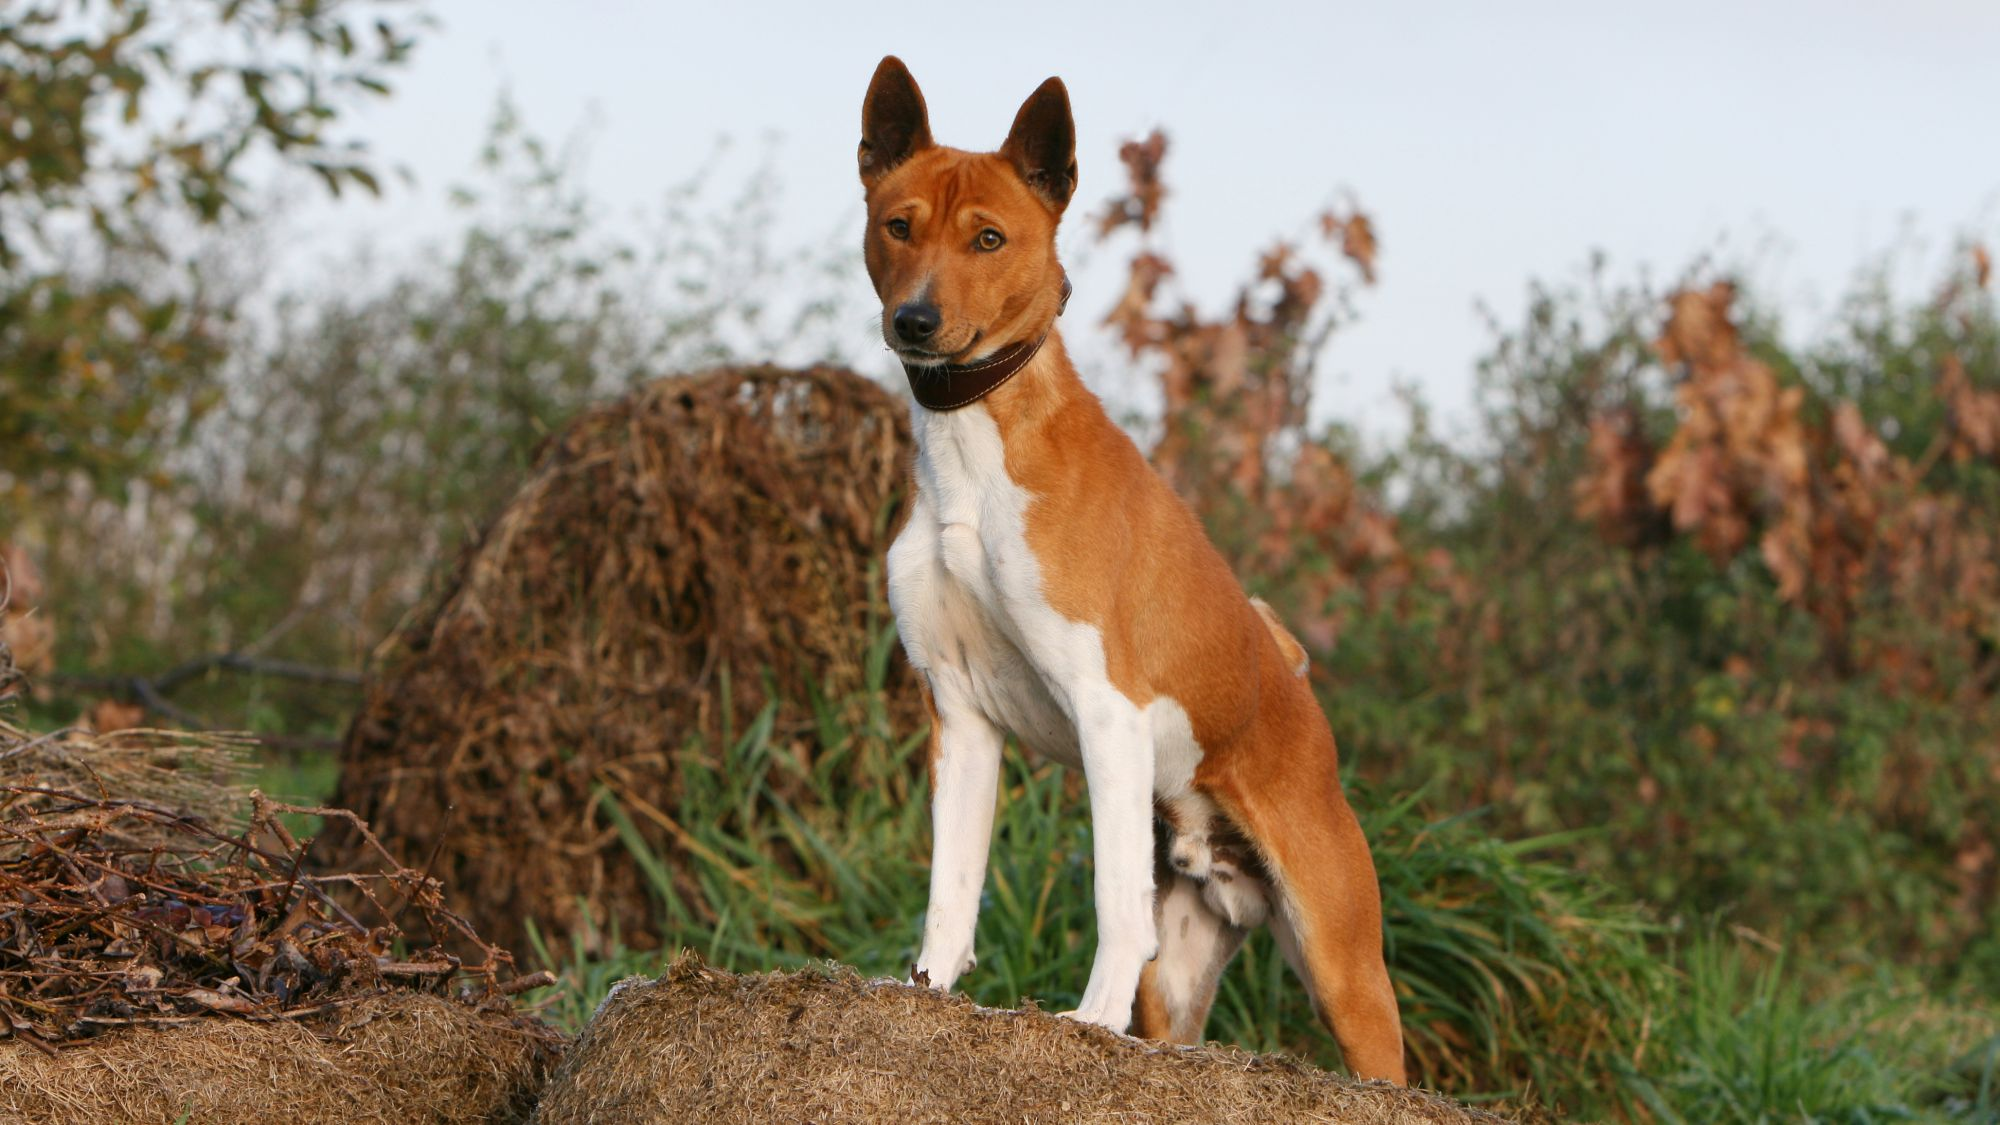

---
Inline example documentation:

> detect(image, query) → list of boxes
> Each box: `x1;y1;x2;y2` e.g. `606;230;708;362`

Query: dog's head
858;56;1074;368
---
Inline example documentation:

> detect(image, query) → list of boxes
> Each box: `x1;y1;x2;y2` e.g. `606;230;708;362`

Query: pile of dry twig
0;727;554;1050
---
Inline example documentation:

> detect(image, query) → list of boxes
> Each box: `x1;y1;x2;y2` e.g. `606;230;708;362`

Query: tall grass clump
1619;938;2000;1124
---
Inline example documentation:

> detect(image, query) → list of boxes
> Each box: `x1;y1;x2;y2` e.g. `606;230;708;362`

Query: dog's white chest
886;405;1203;798
888;405;1075;760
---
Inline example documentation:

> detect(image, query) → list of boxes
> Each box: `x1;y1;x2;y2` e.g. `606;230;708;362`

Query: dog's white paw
1057;1004;1135;1035
909;950;974;992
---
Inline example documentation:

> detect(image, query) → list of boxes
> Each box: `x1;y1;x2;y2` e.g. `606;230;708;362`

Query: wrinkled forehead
867;148;1048;228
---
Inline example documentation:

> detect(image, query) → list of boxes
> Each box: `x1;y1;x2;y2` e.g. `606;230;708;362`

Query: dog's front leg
912;686;1004;994
1062;688;1158;1032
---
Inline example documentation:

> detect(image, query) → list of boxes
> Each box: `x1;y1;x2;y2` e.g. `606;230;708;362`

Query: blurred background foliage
2;0;423;507
3;2;1998;1117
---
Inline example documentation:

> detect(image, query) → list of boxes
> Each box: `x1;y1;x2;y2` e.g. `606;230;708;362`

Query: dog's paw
1167;832;1213;879
910;949;973;992
1058;985;1136;1034
1056;1006;1136;1036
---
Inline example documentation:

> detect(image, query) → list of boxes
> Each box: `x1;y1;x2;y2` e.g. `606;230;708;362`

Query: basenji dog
862;56;1406;1083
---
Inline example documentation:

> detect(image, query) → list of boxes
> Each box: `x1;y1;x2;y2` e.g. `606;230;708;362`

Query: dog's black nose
893;302;940;343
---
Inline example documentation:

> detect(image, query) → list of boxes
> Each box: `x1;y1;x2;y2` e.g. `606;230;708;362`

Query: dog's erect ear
1001;77;1076;213
860;56;933;189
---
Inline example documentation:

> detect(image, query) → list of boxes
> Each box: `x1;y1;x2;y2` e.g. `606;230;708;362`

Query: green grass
1618;939;2000;1124
507;654;1661;1112
500;661;2000;1119
32;651;1997;1119
248;749;342;842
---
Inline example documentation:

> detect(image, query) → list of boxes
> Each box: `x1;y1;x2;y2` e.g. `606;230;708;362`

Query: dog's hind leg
1211;769;1407;1084
1132;869;1246;1044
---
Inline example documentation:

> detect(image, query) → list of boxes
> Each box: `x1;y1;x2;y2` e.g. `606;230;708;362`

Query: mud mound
532;956;1504;1125
317;366;918;955
0;991;554;1125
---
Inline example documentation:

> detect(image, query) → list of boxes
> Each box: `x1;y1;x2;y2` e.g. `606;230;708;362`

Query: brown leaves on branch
1322;211;1378;285
1573;409;1660;549
1644;282;1811;568
1099;132;1431;652
1577;277;2000;652
1103;252;1175;355
1098;131;1170;237
1941;354;2000;463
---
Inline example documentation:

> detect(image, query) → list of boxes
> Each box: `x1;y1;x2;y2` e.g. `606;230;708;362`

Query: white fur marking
1151;874;1247;1038
1199;859;1271;929
911;693;1003;992
1160;790;1270;928
889;402;1195;1033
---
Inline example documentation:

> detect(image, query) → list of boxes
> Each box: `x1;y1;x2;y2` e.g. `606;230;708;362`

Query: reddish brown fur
1132;961;1177;1040
1253;598;1312;676
917;678;943;794
860;56;1404;1083
863;150;1069;366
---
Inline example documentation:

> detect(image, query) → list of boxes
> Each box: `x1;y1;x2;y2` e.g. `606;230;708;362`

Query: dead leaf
1340;212;1377;284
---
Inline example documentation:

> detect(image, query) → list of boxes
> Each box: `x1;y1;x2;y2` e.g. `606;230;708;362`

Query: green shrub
1310;261;2000;995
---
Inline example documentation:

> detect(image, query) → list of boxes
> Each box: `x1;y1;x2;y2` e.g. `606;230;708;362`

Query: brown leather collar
901;275;1072;412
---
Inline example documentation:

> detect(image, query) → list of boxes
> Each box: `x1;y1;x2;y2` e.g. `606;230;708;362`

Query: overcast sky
293;0;2000;439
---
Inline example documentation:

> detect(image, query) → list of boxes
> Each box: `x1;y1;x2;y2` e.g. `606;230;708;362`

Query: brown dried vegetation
0;753;549;1045
0;713;561;1122
531;955;1504;1125
1579;272;2000;648
317;366;917;954
1100;133;1436;654
2;991;553;1125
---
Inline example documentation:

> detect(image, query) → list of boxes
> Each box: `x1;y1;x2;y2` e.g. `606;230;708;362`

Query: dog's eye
887;217;911;240
976;228;1005;252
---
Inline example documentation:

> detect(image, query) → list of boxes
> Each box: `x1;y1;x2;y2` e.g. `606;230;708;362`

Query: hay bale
318;366;918;955
531;957;1505;1125
0;990;558;1124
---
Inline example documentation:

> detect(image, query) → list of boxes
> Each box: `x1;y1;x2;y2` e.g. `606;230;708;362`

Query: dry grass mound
0;990;553;1125
532;956;1507;1125
317;366;917;955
